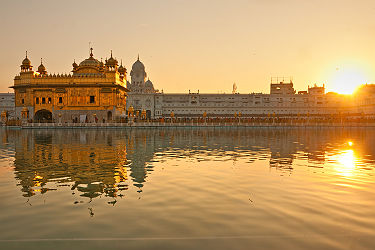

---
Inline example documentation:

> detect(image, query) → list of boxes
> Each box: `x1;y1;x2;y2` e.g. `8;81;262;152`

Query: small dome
106;51;118;66
72;60;78;68
145;79;154;88
107;57;118;66
118;60;126;74
21;51;31;66
37;64;46;73
37;58;46;74
20;52;32;71
22;57;31;66
118;65;126;74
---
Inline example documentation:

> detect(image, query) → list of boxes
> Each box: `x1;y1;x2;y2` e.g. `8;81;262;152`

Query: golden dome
20;51;32;70
106;50;118;66
37;58;47;74
22;57;31;66
118;60;126;74
72;60;78;68
79;57;100;67
78;48;100;67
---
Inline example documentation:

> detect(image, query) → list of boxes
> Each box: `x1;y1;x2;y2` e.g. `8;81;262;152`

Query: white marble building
126;59;371;119
0;93;15;118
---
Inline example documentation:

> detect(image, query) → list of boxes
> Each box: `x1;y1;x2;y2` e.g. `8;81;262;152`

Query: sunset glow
328;66;369;94
335;149;357;177
2;1;375;250
0;1;374;93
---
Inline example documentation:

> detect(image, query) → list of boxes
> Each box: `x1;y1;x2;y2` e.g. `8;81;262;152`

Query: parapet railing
14;121;375;128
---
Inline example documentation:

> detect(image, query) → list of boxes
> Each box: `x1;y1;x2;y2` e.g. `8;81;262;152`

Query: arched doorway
34;109;53;123
107;111;112;121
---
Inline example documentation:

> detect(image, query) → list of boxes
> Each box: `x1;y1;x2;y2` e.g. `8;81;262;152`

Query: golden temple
12;49;128;123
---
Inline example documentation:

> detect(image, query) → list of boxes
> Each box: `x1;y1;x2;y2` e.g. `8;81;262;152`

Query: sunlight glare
335;149;356;177
330;67;367;94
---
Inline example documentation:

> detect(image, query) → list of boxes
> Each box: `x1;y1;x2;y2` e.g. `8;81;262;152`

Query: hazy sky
0;0;374;94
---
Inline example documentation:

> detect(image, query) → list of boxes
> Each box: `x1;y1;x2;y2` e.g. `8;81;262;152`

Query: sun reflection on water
335;149;357;177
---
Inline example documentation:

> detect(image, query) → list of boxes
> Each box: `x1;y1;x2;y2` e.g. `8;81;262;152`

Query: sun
329;67;368;94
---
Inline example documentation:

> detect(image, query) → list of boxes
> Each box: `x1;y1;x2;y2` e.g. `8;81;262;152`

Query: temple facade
12;49;128;123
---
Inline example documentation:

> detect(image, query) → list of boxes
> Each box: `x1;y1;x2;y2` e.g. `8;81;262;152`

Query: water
0;128;375;249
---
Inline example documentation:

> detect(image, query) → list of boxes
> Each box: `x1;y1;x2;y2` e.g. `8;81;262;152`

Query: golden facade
12;49;128;122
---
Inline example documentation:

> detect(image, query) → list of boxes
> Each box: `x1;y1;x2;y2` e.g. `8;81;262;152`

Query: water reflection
10;130;130;199
335;149;357;177
1;128;375;201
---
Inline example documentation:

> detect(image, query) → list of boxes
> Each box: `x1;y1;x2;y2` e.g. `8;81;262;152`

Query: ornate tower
37;58;47;75
20;51;33;73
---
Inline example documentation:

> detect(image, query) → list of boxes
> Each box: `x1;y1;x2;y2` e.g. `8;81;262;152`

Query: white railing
16;121;375;128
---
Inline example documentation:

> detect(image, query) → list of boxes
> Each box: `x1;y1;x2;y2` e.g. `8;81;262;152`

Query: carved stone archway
34;109;52;123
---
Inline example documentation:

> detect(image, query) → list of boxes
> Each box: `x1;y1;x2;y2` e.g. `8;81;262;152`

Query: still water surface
0;128;375;249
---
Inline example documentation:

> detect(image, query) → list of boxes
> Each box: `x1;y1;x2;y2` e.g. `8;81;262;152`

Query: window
42;97;46;104
22;99;24;104
48;97;51;104
59;97;63;104
90;96;95;104
36;97;39;104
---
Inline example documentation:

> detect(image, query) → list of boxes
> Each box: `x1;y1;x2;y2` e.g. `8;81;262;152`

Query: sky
0;0;374;94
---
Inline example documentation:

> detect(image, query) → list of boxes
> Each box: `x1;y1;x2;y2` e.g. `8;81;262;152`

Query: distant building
126;56;158;119
0;93;15;118
11;49;128;122
353;84;375;115
126;60;363;119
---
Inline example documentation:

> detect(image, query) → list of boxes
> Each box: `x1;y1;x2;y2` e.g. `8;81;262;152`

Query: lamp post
21;107;29;125
128;105;134;124
58;113;62;125
141;109;146;121
170;111;174;123
1;110;7;125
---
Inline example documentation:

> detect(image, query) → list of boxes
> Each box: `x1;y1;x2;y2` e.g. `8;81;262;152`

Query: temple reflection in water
1;128;375;200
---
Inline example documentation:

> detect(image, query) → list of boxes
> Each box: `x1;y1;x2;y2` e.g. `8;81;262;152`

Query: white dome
145;79;154;88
